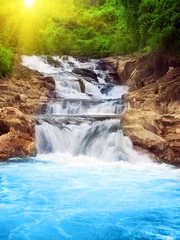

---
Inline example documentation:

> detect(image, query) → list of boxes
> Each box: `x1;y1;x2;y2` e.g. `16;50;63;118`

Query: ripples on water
0;56;179;240
0;156;180;240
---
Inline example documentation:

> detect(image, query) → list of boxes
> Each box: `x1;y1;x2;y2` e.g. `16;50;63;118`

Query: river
0;56;179;240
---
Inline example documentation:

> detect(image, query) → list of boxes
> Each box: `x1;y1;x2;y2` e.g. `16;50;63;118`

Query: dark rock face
0;107;37;161
77;79;86;93
132;52;169;89
119;53;180;166
72;68;98;81
100;84;114;95
97;58;120;84
75;57;90;63
46;56;62;68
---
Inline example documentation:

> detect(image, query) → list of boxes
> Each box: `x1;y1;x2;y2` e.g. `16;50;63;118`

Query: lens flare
25;0;35;8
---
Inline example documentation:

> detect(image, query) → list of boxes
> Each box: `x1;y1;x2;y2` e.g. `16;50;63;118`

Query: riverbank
103;53;180;165
0;60;55;114
0;59;55;161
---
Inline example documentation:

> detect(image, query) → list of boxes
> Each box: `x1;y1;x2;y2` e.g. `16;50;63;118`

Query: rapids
0;56;179;240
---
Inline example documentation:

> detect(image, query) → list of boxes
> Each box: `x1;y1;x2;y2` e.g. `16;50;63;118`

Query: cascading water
24;55;131;159
0;56;179;240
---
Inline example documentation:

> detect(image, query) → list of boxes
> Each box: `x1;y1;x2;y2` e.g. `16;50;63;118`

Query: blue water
0;154;180;240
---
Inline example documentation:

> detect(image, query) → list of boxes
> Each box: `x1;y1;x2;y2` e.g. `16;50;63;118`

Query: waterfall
22;55;145;162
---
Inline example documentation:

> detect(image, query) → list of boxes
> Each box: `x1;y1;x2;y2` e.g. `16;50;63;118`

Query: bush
0;44;13;77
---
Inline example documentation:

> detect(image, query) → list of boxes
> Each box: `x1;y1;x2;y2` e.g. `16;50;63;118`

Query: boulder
46;56;61;68
121;109;165;154
72;68;98;81
0;107;37;161
96;58;120;83
121;108;180;165
100;83;114;95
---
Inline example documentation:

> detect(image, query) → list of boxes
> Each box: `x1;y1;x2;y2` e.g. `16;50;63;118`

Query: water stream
0;56;179;240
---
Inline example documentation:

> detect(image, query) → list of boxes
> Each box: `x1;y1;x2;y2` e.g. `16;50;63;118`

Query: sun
25;0;35;8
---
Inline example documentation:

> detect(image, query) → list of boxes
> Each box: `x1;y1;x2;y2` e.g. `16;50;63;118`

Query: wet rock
72;68;98;81
97;58;118;71
100;84;114;95
0;107;37;161
77;79;85;93
75;57;90;63
97;58;120;84
61;55;69;61
46;56;61;68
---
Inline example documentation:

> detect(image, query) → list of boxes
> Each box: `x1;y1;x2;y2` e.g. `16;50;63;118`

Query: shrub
0;43;13;77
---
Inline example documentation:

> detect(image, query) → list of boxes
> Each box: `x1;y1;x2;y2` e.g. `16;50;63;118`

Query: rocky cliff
0;60;55;161
103;53;180;165
0;62;55;114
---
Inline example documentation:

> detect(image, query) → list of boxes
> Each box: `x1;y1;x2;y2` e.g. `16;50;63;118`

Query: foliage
0;0;179;57
0;43;13;77
121;0;180;55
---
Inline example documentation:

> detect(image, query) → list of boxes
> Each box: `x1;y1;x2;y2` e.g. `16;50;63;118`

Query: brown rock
122;53;169;90
0;64;55;114
121;59;180;165
117;59;136;86
0;107;37;161
121;109;166;154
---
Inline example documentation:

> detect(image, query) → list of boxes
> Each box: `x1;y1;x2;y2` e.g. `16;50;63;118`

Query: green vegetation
0;44;13;77
0;0;179;59
121;0;180;55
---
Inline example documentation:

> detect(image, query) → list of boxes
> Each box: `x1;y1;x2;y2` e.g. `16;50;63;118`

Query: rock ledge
0;107;37;161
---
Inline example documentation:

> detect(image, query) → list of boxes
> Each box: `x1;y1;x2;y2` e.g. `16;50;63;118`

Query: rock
123;124;166;152
97;58;118;71
158;68;180;103
127;52;169;89
121;109;166;154
97;58;120;83
121;69;180;166
124;67;180;114
117;59;136;86
121;109;162;134
0;107;37;161
0;64;55;114
46;56;61;68
77;79;85;93
100;84;114;94
61;55;69;61
15;94;27;103
121;108;180;165
75;57;90;63
72;68;98;81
